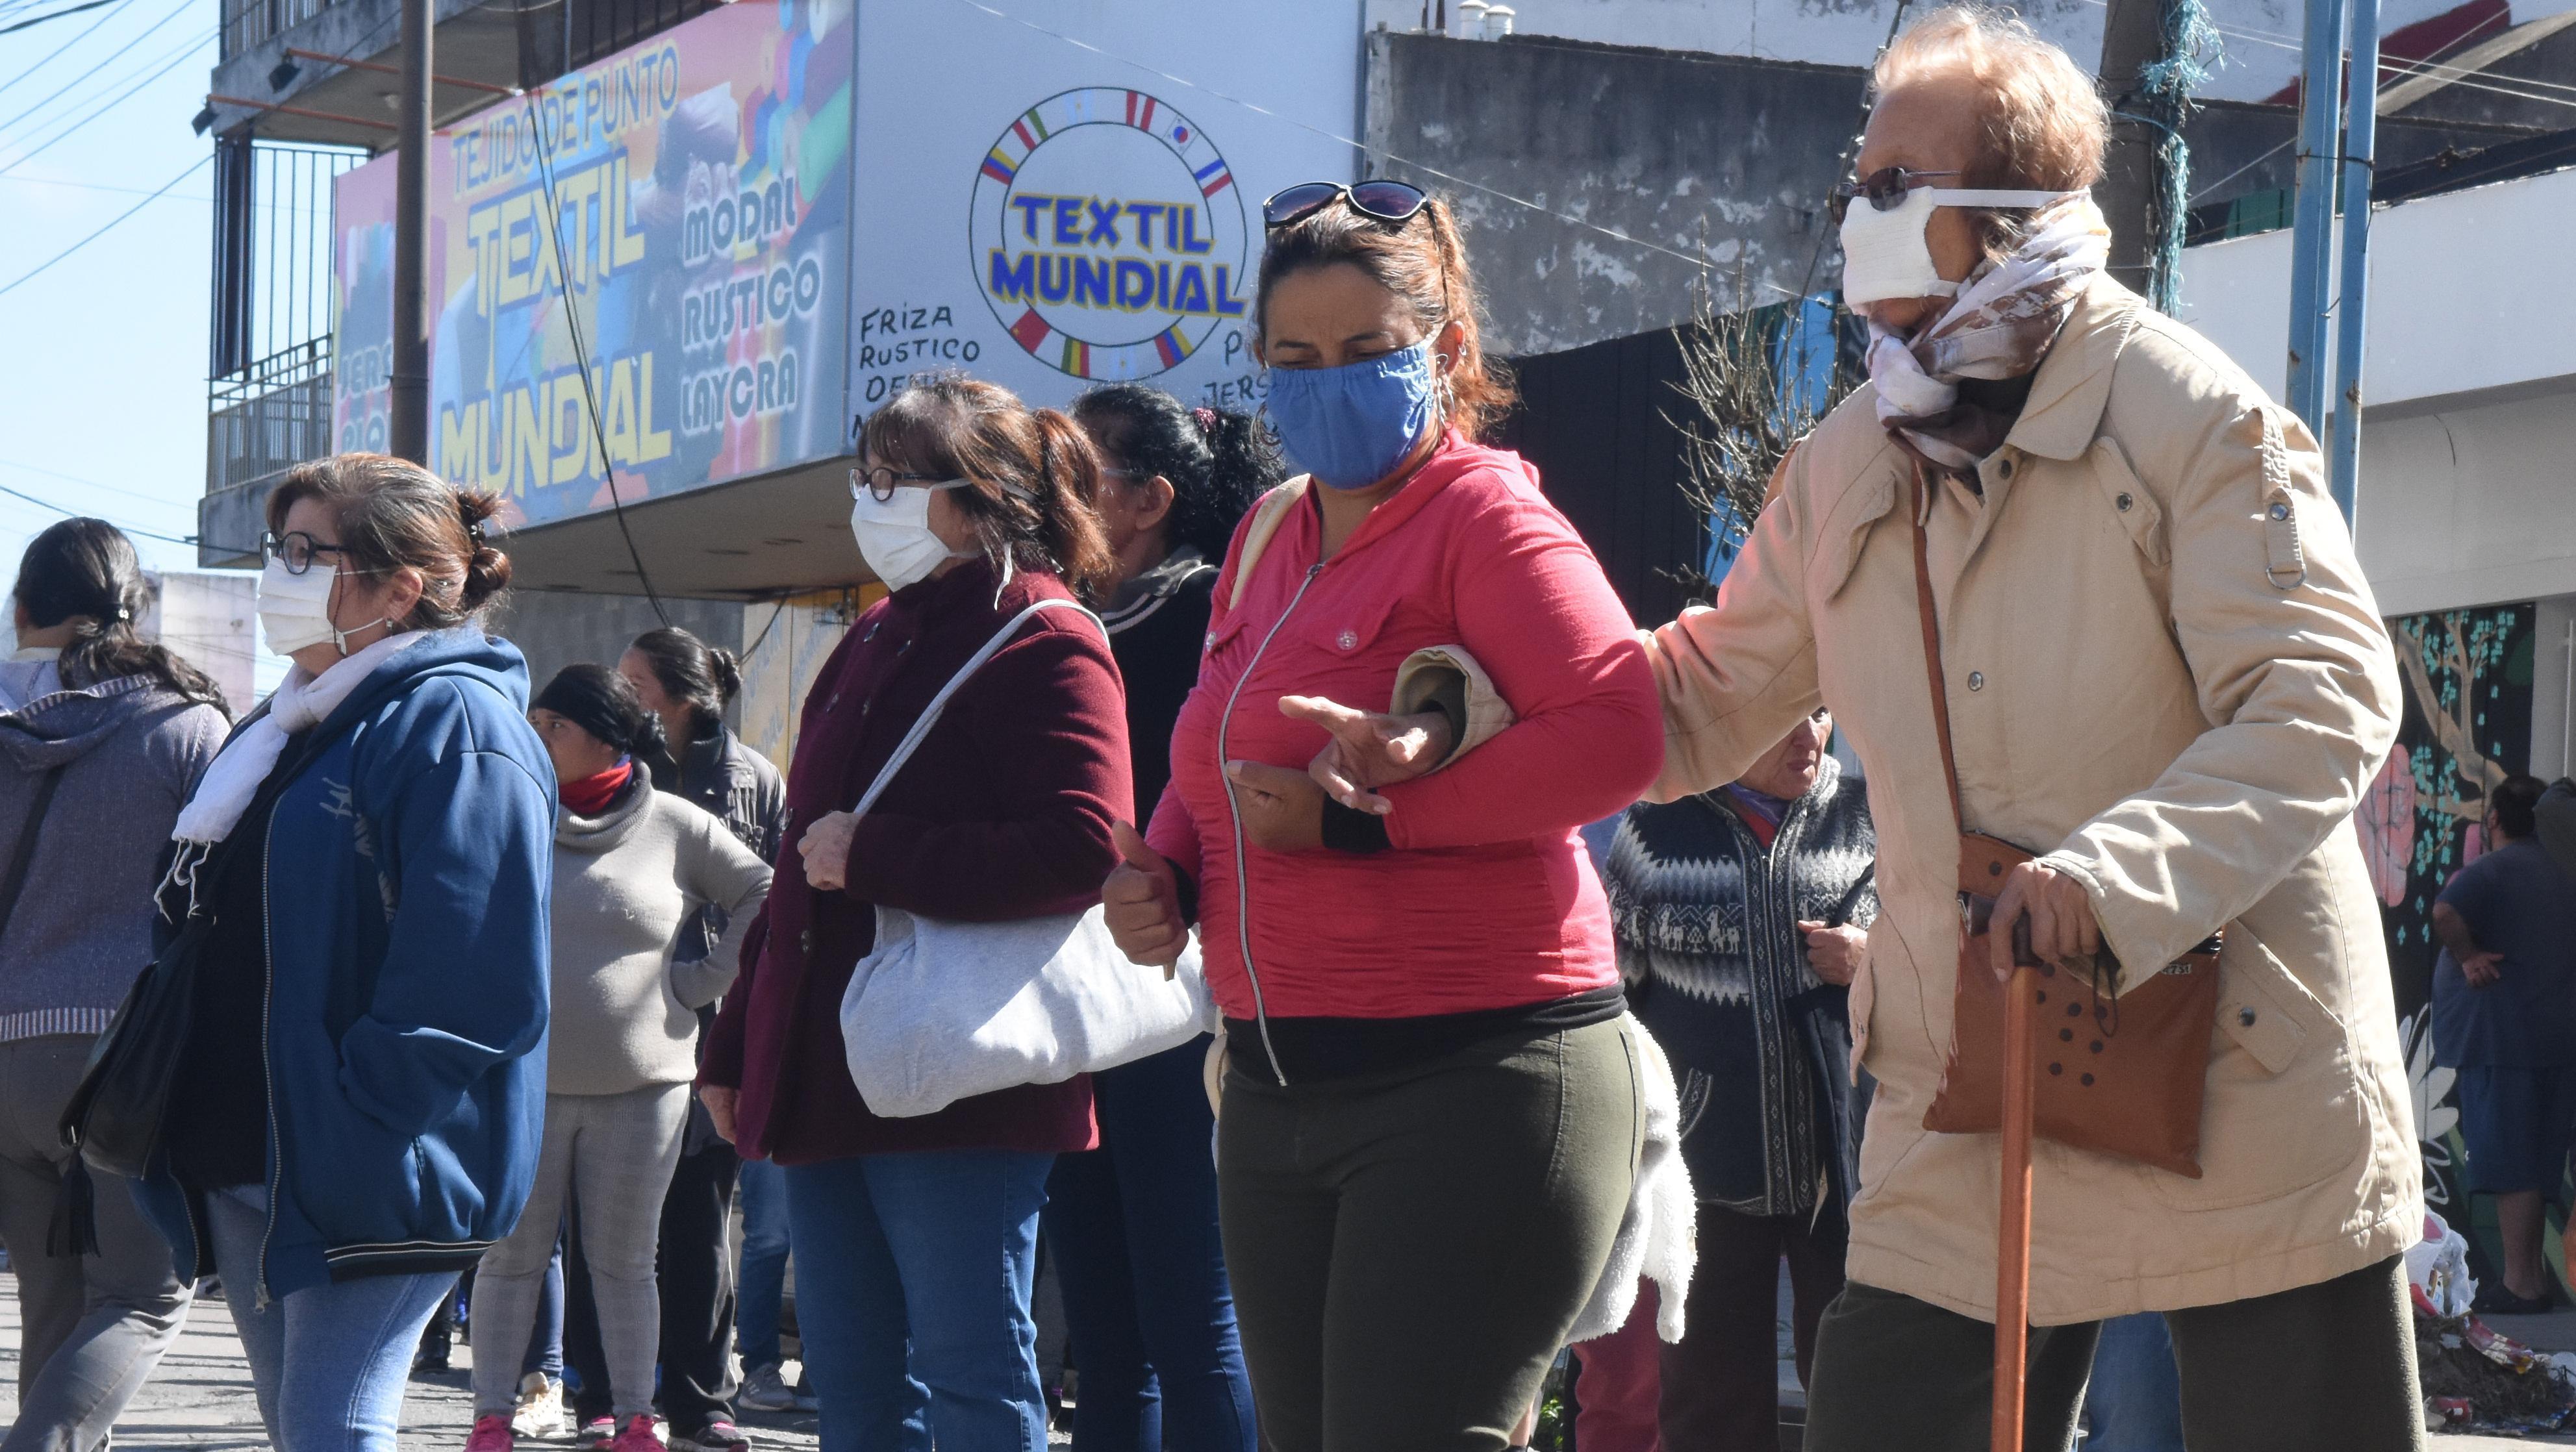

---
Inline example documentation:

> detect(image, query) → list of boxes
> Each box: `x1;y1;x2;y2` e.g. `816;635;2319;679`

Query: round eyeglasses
262;530;356;576
1826;167;1964;224
851;467;950;503
1262;180;1429;232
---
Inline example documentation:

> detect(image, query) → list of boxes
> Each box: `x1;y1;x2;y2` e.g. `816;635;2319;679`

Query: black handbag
59;714;342;1186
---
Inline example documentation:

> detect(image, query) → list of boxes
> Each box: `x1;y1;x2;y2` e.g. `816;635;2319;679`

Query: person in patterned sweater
1602;708;1877;1451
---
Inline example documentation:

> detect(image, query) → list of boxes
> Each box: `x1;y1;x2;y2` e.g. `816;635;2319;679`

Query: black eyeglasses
1826;167;1963;224
262;530;355;576
850;466;946;503
1262;180;1428;232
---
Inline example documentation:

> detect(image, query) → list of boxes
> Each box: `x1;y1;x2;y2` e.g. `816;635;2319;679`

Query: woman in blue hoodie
133;454;557;1452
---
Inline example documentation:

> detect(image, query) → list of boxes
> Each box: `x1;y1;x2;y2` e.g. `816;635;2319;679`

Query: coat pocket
2149;926;2369;1210
2087;436;2170;568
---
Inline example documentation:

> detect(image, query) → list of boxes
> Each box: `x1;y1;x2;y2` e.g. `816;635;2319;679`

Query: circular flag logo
970;87;1250;381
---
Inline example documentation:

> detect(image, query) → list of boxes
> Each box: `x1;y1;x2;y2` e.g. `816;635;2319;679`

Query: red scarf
559;758;634;816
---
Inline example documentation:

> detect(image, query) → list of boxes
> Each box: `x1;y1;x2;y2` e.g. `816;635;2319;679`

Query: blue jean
784;1149;1053;1452
1042;1038;1256;1451
205;1186;457;1452
2082;1312;2185;1452
737;1156;791;1372
525;1231;565;1379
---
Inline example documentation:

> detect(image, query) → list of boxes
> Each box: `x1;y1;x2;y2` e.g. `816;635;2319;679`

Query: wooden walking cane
1991;935;2040;1452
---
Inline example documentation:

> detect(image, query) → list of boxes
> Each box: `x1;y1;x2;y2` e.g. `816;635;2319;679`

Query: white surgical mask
1839;183;2088;307
848;480;976;592
257;558;391;657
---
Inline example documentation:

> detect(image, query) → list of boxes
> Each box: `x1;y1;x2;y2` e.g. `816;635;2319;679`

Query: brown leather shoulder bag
1907;466;2222;1178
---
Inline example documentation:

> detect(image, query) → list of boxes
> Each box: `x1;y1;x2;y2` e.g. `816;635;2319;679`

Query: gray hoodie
548;760;772;1095
0;675;227;1041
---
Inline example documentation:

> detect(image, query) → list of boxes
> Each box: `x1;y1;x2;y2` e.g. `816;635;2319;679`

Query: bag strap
1226;477;1312;614
0;765;67;945
847;597;1104;820
1908;462;1967;831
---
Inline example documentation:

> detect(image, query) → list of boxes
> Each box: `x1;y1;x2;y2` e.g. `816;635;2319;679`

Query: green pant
1803;1254;2425;1452
1217;1018;1641;1452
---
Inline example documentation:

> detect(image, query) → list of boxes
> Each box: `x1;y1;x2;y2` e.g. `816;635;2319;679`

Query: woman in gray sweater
0;519;229;1452
466;665;771;1452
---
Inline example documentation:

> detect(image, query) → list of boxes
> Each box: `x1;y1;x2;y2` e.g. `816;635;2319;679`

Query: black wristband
1320;798;1392;854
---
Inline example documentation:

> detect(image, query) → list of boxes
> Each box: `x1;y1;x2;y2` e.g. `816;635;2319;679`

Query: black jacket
1102;547;1217;820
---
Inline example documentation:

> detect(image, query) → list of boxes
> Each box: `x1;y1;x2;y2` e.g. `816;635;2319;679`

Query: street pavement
0;1271;824;1451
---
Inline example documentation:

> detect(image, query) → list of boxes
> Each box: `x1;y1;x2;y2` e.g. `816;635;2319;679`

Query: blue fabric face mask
1263;339;1442;490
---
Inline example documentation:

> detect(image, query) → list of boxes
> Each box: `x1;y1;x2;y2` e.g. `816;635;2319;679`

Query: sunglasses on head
1826;167;1962;224
1262;179;1429;232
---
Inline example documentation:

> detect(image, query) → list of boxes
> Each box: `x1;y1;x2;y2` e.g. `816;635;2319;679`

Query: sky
0;0;291;691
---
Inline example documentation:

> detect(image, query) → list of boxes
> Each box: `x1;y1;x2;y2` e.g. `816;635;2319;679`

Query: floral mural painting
2376;605;2537;1271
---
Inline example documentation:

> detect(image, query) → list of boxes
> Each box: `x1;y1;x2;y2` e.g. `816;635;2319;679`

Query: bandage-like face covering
1838;181;2088;307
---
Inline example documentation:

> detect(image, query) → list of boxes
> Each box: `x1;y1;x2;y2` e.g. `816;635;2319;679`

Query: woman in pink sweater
1105;181;1665;1451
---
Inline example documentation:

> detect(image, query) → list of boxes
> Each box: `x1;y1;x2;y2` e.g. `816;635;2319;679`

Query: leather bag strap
1909;462;1966;830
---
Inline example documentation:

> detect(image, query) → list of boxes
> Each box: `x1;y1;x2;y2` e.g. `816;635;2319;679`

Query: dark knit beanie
533;662;661;758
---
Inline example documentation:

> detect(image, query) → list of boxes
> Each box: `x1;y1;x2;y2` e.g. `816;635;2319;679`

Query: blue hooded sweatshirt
130;629;555;1301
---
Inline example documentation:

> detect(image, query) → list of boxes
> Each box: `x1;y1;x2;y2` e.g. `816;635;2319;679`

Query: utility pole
2095;0;2166;295
2328;0;2381;525
2284;0;2349;436
389;0;431;464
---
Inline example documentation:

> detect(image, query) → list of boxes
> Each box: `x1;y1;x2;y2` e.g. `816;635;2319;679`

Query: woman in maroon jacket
698;376;1128;1452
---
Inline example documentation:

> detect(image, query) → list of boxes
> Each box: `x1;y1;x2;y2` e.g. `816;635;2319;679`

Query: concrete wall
1366;31;1866;354
141;571;260;718
492;587;748;713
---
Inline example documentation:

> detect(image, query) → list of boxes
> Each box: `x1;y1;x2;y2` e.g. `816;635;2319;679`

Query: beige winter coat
1645;274;2418;1325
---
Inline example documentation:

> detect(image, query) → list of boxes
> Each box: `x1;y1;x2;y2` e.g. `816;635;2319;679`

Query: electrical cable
739;597;787;662
0;151;206;297
0;472;219;549
0;0;190;142
0;0;120;37
0;0;131;97
0;25;216;175
511;0;671;625
944;0;1789;290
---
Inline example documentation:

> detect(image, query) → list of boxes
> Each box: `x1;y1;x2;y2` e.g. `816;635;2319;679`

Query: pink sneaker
610;1415;667;1452
464;1414;516;1452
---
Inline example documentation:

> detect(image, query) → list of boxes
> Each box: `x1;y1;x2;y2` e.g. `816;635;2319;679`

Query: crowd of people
0;6;2537;1452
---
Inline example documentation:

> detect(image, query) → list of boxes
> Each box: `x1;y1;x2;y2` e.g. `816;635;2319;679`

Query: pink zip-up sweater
1146;431;1664;1021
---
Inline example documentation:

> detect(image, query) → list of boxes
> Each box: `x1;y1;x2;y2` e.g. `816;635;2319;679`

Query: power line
0;0;118;36
0;171;208;198
512;0;670;625
944;0;1787;291
0;0;131;97
0;453;212;508
0;151;207;298
0;471;209;549
0;25;214;176
0;0;188;142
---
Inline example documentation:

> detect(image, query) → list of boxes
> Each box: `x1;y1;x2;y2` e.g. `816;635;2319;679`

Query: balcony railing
221;0;336;61
208;338;335;501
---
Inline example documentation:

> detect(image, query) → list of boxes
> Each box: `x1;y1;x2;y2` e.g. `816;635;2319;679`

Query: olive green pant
1803;1253;2425;1452
1216;1018;1641;1452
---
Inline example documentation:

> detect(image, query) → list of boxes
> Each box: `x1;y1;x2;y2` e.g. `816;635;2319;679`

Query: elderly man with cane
1636;8;2419;1450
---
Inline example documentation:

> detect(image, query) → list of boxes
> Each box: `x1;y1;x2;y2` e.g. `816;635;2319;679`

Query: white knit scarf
171;631;427;848
1866;193;2111;470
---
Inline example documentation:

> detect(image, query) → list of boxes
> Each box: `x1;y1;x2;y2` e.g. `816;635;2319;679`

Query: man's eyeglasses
262;530;355;576
1262;180;1429;232
1826;167;1962;224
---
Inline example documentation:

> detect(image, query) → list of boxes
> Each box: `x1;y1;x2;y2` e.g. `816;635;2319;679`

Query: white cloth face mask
1839;183;2088;307
849;479;978;592
257;557;391;657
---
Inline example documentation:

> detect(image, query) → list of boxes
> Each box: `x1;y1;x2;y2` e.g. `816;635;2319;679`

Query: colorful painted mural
333;0;852;529
2360;605;2538;1264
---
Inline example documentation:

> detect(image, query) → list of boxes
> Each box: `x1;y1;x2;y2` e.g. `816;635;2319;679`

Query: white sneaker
512;1372;568;1440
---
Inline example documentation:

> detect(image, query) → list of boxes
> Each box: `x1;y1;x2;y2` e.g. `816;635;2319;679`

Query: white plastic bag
2405;1208;2477;1318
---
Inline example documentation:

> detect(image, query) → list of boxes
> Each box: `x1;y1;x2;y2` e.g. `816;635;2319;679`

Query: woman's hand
1799;920;1866;986
1282;695;1454;815
798;810;859;892
1103;821;1187;971
1988;860;2102;983
699;1085;739;1144
1226;760;1326;853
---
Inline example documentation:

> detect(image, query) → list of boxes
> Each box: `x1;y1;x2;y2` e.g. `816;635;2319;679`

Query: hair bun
708;646;743;702
456;489;513;611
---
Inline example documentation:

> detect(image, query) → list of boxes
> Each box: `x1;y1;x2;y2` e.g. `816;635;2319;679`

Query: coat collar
1998;273;2146;464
